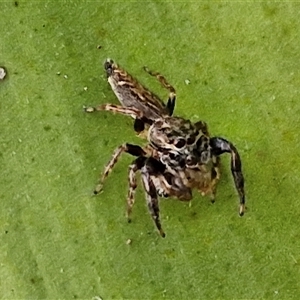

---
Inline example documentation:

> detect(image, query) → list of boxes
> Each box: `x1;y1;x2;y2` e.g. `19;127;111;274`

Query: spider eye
174;138;186;149
187;136;195;145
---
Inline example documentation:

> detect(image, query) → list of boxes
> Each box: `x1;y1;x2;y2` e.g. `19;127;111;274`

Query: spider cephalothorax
84;58;245;237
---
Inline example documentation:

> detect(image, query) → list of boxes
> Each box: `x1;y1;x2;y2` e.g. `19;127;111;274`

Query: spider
84;59;245;237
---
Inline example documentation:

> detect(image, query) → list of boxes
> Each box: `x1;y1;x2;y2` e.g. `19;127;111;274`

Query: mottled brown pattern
84;59;245;237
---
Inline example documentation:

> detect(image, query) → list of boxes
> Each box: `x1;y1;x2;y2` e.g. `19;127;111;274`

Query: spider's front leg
93;143;147;194
210;137;245;216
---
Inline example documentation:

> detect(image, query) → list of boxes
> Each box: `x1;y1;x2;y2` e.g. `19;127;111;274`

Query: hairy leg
93;143;146;194
209;156;221;203
141;163;165;237
143;66;176;116
84;104;144;120
126;157;147;222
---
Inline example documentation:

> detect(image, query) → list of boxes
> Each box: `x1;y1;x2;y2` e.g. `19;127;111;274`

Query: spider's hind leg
143;66;176;116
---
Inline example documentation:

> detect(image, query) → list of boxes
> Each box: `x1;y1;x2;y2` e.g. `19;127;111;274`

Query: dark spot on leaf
262;4;278;17
43;125;51;131
190;211;197;219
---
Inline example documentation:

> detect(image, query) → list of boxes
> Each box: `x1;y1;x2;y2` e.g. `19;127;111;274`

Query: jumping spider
84;59;245;237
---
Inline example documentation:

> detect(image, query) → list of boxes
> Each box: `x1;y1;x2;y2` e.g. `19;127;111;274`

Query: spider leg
166;97;176;116
84;104;144;119
93;143;146;194
126;156;147;222
141;161;165;238
128;156;167;237
210;137;245;216
143;66;176;116
209;156;221;203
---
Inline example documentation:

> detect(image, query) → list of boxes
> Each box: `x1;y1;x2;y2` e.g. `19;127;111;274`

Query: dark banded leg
143;66;176;116
127;163;138;222
93;143;146;194
126;157;147;222
210;156;221;203
210;137;245;216
141;163;165;237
